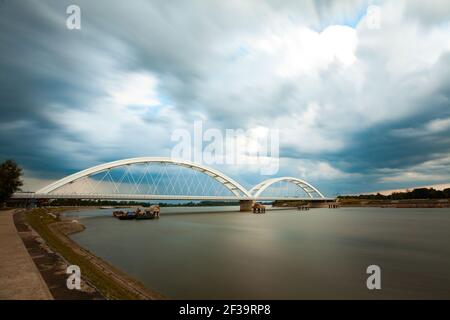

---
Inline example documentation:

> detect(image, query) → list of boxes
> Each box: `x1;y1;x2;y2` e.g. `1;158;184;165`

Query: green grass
25;208;142;300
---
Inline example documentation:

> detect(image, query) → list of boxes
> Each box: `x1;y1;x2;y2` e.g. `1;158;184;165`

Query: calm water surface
68;207;450;299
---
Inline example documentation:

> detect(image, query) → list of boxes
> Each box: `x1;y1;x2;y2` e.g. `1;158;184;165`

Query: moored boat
113;210;126;218
135;214;156;220
117;211;137;220
114;205;160;220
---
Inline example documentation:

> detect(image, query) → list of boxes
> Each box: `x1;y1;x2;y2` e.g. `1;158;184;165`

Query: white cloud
379;171;446;183
426;118;450;133
392;117;450;137
184;0;450;159
295;159;357;180
44;70;192;168
247;24;357;77
107;72;161;108
378;155;450;183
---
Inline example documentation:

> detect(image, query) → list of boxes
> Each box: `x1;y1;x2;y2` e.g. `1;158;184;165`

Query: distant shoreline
339;199;450;208
273;199;450;208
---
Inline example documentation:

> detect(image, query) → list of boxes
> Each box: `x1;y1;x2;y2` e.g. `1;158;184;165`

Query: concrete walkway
0;210;53;300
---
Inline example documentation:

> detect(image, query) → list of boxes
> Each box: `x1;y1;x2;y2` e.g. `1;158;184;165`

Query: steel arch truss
31;158;327;201
249;177;325;199
37;157;252;199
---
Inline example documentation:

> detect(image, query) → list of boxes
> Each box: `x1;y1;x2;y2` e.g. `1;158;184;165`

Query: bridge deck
12;193;335;201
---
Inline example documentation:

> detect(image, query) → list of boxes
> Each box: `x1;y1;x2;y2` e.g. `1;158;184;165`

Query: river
67;207;450;299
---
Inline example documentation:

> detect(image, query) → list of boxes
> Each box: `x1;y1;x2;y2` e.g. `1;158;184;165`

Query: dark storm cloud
332;52;450;169
0;0;140;176
1;0;450;193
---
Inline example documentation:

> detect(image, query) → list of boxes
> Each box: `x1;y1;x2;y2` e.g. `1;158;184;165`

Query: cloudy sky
1;0;450;196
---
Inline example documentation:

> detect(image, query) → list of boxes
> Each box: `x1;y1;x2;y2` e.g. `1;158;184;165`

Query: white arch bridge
12;157;335;210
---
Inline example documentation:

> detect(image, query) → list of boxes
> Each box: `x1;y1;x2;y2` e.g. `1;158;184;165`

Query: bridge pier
307;201;328;208
306;200;337;208
239;200;254;212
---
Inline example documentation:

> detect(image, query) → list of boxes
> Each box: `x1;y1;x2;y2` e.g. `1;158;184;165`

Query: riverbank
22;207;165;300
0;210;53;300
13;209;103;299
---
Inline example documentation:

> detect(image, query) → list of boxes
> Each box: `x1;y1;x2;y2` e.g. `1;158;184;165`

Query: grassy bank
24;208;153;300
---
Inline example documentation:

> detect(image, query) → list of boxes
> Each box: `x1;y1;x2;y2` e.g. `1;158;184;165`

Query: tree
0;160;23;207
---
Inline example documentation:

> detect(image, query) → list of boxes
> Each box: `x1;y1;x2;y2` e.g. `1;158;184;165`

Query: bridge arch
37;157;252;198
250;177;325;199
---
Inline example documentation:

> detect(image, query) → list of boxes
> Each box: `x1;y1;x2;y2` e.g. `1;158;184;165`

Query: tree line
339;188;450;200
0;160;23;207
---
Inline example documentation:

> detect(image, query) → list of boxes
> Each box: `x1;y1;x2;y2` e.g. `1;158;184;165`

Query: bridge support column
308;200;333;208
240;200;254;212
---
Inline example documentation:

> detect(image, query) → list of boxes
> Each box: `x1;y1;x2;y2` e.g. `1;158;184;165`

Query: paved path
0;210;53;300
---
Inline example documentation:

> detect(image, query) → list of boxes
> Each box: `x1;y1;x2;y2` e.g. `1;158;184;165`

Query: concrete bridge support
307;200;338;208
240;200;254;212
